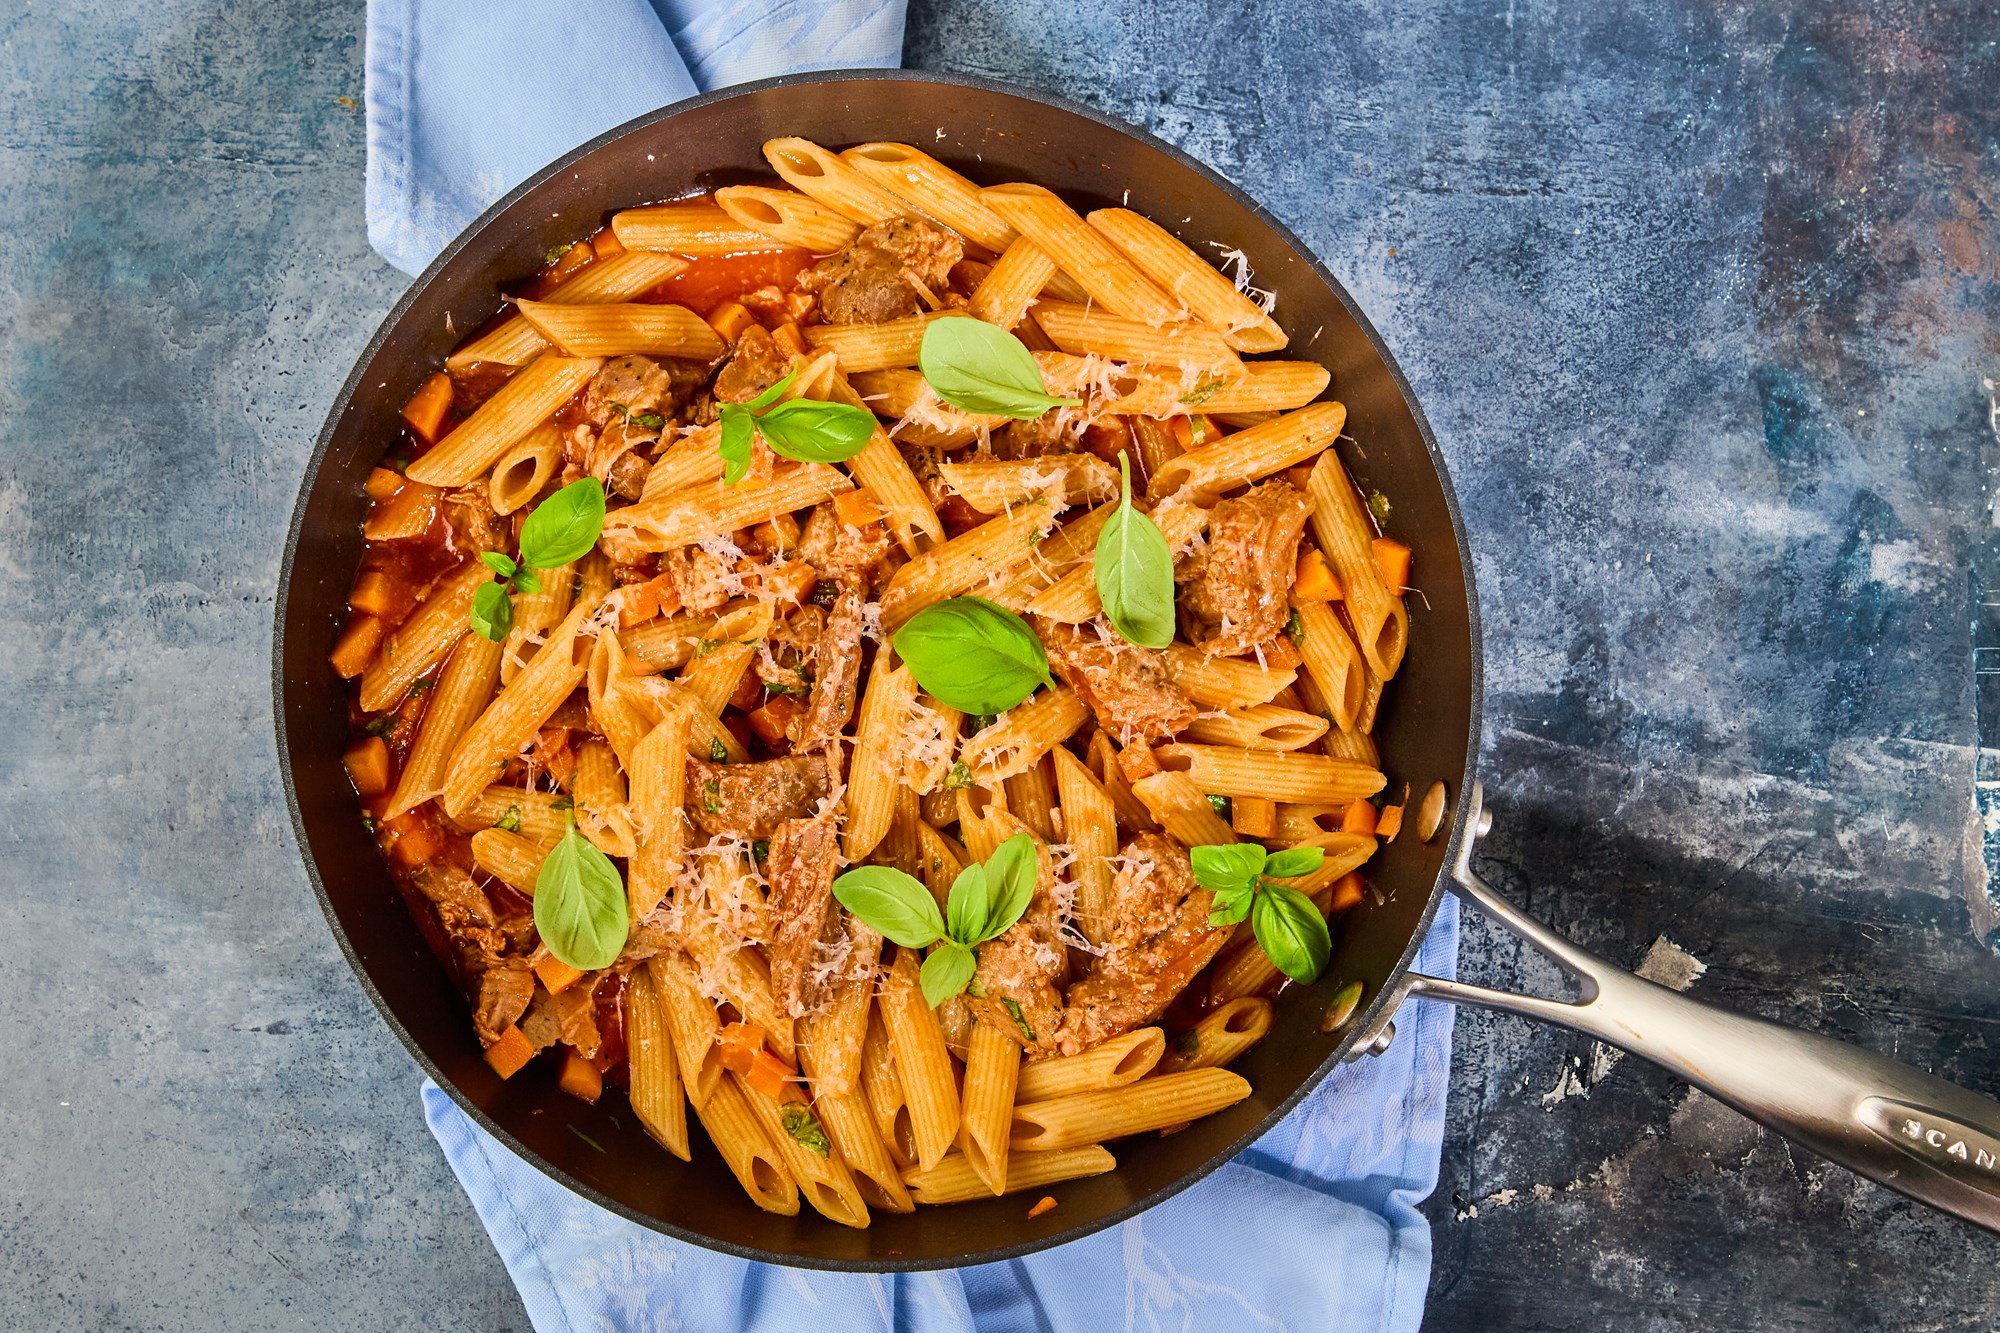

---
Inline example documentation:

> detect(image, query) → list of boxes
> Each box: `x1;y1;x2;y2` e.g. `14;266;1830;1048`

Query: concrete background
3;0;1996;1328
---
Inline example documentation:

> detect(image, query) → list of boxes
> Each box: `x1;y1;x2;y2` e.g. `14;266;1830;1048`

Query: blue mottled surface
2;0;1996;1328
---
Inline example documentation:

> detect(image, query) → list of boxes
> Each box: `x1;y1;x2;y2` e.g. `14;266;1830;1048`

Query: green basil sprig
780;1102;831;1157
534;811;629;970
832;832;1038;1007
717;366;876;485
467;477;603;643
891;597;1054;715
1094;453;1175;649
918;317;1083;420
1191;842;1330;983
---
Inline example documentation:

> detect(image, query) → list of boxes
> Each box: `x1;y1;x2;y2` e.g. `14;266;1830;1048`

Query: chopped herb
1285;608;1305;647
545;243;571;267
971;713;997;733
709;738;728;763
385;453;411;472
765;668;813;697
360;814;376;833
1189;418;1207;446
550;795;575;813
930;856;943;874
945;760;973;790
1001;997;1036;1043
966;977;987;999
632;412;666;430
779;1103;831;1157
811;580;839;606
1206;794;1231;820
1177;379;1226;407
364;714;397;737
751;839;770;861
701;779;723;814
1028;527;1047;546
495;805;523;834
408;679;435;696
1175;1029;1200;1058
567;1125;607;1154
1366;490;1392;527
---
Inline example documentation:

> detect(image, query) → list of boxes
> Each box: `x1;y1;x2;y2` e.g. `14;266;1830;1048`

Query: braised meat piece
791;586;866;752
1054;833;1234;1055
797;499;892;585
992;411;1079;461
801;216;965;325
1177;480;1313;658
764;804;870;1017
471;957;533;1045
656;543;736;614
442;485;507;555
585;355;676;426
1039;619;1198;746
685;754;832;841
713;324;792;404
605;449;652;501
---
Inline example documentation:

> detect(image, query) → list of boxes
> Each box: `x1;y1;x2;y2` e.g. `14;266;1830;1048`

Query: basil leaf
976;833;1037;944
518;478;605;569
944;862;990;946
1189;842;1265;893
1096;453;1176;649
919;317;1082;420
755;398;877;465
470;581;512;643
533;815;629;970
831;865;947;948
1252;883;1331;983
780;1102;831;1157
746;365;799;412
891;597;1054;714
494;805;522;834
479;550;518;579
1262;846;1326;880
709;737;728;763
718;409;754;486
1000;997;1036;1042
919;940;977;1007
513;569;542;596
1207;883;1254;927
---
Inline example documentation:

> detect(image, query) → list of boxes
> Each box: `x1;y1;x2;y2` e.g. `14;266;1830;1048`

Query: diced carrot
1026;1196;1059;1220
1341;800;1378;837
746;695;801;745
329;614;386;679
1329;872;1366;914
783;290;816;325
758;559;819;608
532;727;577;790
383;809;449;869
1376;802;1405;844
1371;538;1411;594
346;571;398;618
364;480;442;541
707;301;757;343
617;573;677;629
728;664;763;711
364;467;405;500
742;1049;795;1101
548;241;594;284
590;229;625;260
1231;795;1277;839
342;736;393;798
833;486;885;530
400;372;454;444
558;1049;603;1103
1292;549;1341;604
770;322;808;357
534;954;585;995
483;1025;536;1079
717;1022;769;1072
1116;742;1161;785
1286;464;1316;492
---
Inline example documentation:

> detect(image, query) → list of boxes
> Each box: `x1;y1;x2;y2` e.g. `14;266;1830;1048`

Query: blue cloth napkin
368;5;1462;1325
364;0;908;274
420;899;1457;1333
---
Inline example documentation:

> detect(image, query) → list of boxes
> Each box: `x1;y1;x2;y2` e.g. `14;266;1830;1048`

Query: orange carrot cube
483;1025;536;1079
400;372;454;443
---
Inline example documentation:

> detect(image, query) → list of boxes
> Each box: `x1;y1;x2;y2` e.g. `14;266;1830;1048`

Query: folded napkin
367;6;1461;1326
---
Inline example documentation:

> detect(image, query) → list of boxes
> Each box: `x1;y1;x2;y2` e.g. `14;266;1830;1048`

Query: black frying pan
275;70;2000;1272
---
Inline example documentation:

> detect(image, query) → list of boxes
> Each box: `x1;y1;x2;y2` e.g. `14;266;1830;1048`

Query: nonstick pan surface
275;69;1483;1270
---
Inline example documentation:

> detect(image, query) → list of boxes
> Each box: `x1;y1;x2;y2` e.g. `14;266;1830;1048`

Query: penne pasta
500;560;575;686
487;422;564;516
511;299;727;360
1306;450;1410;681
957;1022;1022;1197
815;1090;914;1214
862;1011;917;1169
611;202;791;255
624;967;691;1160
841;653;914;864
1130;770;1237;848
1152;743;1385;806
849;368;1006;449
878;948;962;1172
1030;299;1242;374
693;1072;800;1216
735;1076;871;1229
602;463;854;552
446;250;687;368
1086;207;1288;353
451;785;568;846
1183;703;1330;752
1014;1027;1166;1103
1161;642;1295;709
1002;755;1058;843
1020;563;1099;624
817;365;943;551
1050;747;1118;944
980;183;1182;327
961;688;1092;785
384;630;502;820
1149;401;1346;501
439;598;597;818
904;1145;1118;1205
1035;354;1329;420
968;237;1060;330
1009;1068;1252;1152
804;309;964;373
879;502;1060;631
713;184;861;253
647;951;723;1109
1294;600;1366;732
358;561;488;712
1156;999;1273;1076
938;456;1117;515
405;356;602;488
762;137;911;226
841;143;1017;251
625;711;690;919
1086;730;1160;834
469;827;547;896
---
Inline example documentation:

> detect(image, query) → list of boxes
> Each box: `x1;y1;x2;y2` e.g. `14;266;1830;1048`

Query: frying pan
275;70;2000;1270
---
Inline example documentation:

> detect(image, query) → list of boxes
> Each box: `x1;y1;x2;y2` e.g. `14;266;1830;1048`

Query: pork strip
686;754;832;841
1176;480;1313;658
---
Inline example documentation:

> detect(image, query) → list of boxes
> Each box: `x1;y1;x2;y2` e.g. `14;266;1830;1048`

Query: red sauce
642;249;816;315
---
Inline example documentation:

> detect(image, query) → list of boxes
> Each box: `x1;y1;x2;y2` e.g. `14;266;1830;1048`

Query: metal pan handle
1405;782;2000;1233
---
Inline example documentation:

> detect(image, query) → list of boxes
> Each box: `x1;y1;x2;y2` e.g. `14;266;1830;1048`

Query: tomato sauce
642;249;817;316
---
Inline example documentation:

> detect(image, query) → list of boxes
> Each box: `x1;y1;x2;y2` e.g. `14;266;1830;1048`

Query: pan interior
275;71;1480;1270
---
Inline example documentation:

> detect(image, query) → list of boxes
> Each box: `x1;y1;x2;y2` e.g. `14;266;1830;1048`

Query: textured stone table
4;1;1995;1329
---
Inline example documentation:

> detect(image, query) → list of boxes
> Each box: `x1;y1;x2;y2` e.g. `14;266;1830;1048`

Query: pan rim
274;65;1486;1272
